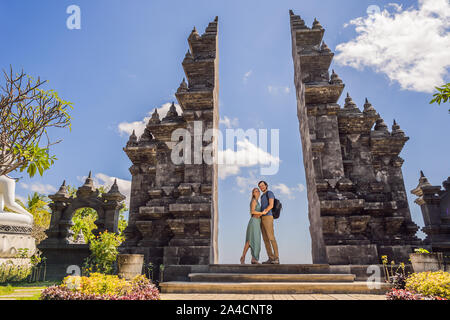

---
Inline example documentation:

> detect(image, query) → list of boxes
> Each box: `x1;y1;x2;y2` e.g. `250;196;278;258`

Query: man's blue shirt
261;190;275;216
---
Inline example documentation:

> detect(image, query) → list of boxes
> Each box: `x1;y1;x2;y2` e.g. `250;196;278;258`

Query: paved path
161;293;386;300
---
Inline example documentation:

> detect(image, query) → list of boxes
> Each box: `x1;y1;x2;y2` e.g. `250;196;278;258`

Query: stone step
160;281;389;294
207;264;332;274
189;273;356;283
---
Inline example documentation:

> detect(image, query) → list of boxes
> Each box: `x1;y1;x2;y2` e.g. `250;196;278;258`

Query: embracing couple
240;180;279;265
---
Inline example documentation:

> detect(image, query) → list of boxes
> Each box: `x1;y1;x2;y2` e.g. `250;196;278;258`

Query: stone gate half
289;10;422;264
120;17;219;280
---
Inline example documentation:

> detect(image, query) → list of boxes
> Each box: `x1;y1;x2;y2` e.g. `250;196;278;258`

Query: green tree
0;67;73;178
430;83;450;113
8;192;52;244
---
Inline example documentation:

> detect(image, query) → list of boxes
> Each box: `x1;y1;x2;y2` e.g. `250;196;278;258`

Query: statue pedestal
0;211;36;259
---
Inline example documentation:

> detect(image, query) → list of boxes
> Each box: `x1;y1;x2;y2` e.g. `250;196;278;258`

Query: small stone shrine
411;172;450;254
39;173;126;280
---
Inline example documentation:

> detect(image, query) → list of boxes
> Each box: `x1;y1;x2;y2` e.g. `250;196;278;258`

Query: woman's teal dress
246;200;262;261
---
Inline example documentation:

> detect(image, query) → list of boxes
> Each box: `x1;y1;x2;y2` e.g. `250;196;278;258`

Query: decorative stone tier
0;213;36;258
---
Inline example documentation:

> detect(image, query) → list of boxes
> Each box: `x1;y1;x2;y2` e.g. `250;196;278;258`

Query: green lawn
0;285;14;296
0;281;57;300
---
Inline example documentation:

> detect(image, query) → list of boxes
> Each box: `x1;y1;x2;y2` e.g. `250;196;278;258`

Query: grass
0;285;14;296
0;281;57;300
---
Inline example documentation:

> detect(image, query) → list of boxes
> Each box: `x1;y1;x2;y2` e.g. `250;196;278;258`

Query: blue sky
1;0;449;264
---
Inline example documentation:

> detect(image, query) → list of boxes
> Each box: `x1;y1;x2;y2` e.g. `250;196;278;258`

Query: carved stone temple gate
39;173;126;280
40;13;449;282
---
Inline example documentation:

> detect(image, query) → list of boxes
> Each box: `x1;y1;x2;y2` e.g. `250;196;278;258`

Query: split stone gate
40;12;450;281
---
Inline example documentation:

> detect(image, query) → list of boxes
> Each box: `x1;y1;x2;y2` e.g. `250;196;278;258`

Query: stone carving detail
411;172;450;254
290;10;421;264
120;17;219;277
40;174;126;245
0;225;33;234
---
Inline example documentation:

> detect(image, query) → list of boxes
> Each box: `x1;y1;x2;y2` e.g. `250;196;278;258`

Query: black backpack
264;191;282;219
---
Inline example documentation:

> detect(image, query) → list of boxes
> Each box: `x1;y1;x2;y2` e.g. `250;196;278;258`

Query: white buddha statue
0;175;34;224
0;175;36;259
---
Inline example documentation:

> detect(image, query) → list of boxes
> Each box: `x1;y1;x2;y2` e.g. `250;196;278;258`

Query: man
258;180;279;264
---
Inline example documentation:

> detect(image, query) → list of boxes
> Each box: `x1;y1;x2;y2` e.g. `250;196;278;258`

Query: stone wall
290;10;421;265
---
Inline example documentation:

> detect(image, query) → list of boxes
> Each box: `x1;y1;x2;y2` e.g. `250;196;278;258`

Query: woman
240;187;267;264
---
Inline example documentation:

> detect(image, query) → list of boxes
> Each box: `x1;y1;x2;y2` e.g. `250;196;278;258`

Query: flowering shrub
405;271;450;299
386;288;447;300
40;274;160;300
83;231;124;275
62;273;130;296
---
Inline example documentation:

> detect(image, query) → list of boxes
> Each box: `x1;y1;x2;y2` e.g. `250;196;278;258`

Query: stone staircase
159;264;390;294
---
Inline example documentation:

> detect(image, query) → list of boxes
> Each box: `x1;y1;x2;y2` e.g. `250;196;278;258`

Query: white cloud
234;172;306;198
218;138;280;180
272;183;306;200
77;173;131;207
118;102;183;137
335;0;450;93
243;70;252;84
268;85;291;95
20;182;57;195
219;116;239;129
235;170;260;193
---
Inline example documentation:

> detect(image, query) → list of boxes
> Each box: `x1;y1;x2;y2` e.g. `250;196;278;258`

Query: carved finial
104;178;126;202
189;27;200;40
321;41;331;53
126;130;138;147
289;9;294;16
374;118;389;132
418;170;431;187
81;171;94;189
442;177;450;191
163;102;179;121
214;16;218;22
330;69;343;84
178;78;188;93
392;119;405;136
55;180;68;196
312;18;323;29
344;93;358;109
148;108;160;125
108;179;119;194
363;98;376;113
